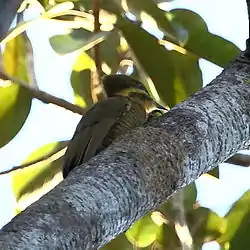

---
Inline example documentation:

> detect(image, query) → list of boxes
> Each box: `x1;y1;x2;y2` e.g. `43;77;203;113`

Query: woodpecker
62;74;167;178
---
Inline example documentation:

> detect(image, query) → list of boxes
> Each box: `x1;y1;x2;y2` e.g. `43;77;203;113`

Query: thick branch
0;55;249;249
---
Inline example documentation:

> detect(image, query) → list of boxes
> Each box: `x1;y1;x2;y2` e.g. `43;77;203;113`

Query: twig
91;0;106;102
226;153;250;167
0;146;67;175
93;0;101;76
0;71;86;115
171;191;193;250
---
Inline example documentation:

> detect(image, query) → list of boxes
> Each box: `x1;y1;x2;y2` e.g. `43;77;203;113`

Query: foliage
0;0;246;249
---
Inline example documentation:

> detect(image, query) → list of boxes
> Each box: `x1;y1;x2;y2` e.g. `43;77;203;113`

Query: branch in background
171;191;193;250
0;71;86;115
91;0;106;102
0;145;68;175
0;0;23;41
93;0;101;76
226;153;250;167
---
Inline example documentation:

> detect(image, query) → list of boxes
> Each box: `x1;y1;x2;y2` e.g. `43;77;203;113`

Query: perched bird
62;74;166;178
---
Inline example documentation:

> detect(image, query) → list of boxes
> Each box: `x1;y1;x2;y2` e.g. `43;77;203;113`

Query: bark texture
0;57;249;249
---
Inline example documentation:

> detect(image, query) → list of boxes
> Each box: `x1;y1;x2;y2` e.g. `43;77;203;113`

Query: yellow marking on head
116;87;149;97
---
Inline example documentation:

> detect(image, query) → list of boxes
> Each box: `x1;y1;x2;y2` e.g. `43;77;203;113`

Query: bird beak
154;102;169;112
146;100;169;113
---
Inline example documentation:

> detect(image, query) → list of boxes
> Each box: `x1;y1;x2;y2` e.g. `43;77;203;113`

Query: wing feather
62;97;130;178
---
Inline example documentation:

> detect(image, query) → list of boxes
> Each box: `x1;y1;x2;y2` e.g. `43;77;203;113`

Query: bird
62;74;167;178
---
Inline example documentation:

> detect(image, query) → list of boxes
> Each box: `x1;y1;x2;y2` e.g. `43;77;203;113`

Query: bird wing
62;96;131;178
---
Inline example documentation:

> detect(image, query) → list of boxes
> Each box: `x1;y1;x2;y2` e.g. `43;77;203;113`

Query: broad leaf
0;34;32;148
170;9;240;67
99;31;120;74
12;141;67;211
218;190;250;248
207;166;220;178
50;29;108;54
187;207;226;248
117;17;202;107
70;51;94;107
125;213;162;247
126;0;178;41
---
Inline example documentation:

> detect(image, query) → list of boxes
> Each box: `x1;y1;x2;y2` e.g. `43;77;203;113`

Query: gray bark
0;0;23;41
0;55;249;249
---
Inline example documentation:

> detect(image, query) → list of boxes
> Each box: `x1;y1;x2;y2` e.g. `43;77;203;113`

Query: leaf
183;183;197;211
0;34;32;148
70;51;94;107
11;141;67;211
207;166;219;178
218;190;250;248
170;50;202;104
125;0;178;41
125;213;161;247
170;9;240;67
49;29;108;54
99;31;120;74
187;207;226;248
117;17;202;107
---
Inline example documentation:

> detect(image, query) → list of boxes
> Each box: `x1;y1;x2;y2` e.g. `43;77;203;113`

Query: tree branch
0;145;67;175
0;71;86;115
225;153;250;167
0;52;249;249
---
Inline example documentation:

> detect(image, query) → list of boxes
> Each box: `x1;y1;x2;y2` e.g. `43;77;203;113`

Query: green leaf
126;0;178;41
0;34;32;148
183;183;197;211
125;214;161;247
170;50;202;104
187;207;226;248
218;191;250;248
99;31;120;74
117;17;202;107
207;166;219;178
49;29;108;54
11;141;67;210
171;9;240;67
70;51;94;107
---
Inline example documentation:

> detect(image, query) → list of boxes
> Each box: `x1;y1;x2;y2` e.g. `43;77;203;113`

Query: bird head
102;74;168;113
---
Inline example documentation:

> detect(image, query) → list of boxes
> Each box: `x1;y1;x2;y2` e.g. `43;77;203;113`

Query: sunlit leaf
71;51;94;106
125;214;161;247
126;0;181;42
218;190;250;248
170;9;240;67
11;141;67;211
187;207;226;248
0;34;32;148
49;29;108;54
117;17;201;107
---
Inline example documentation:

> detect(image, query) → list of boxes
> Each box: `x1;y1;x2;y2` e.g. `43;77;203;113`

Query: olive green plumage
62;74;166;178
